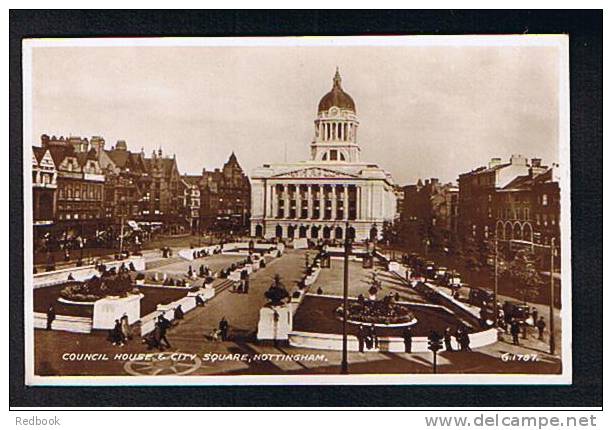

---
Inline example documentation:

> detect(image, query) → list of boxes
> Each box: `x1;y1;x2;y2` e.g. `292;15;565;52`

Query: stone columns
356;186;361;220
296;184;302;219
284;184;291;219
343;185;349;220
307;185;313;219
331;185;337;220
271;184;277;219
319;185;325;220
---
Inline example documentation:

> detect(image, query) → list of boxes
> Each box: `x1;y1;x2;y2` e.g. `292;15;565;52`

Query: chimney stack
488;157;502;168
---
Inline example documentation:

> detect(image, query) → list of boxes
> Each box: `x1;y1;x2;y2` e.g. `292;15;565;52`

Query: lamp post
494;237;499;326
549;237;556;355
341;220;350;374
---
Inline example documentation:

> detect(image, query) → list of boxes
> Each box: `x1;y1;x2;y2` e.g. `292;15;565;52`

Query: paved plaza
33;247;562;377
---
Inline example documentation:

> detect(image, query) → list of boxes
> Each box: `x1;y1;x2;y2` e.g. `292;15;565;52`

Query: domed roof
318;68;356;113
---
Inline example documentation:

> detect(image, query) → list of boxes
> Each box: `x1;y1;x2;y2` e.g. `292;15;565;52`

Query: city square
27;38;566;382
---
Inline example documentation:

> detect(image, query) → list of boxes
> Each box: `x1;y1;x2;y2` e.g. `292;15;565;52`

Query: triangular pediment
272;166;359;179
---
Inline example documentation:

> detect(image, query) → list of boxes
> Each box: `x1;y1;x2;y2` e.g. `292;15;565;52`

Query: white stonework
250;69;396;241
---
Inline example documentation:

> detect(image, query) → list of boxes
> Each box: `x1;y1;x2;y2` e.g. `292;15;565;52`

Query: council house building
250;69;397;241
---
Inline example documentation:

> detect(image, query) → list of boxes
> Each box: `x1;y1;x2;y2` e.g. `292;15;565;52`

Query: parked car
425;261;436;279
454;283;471;302
445;270;462;290
469;287;495;307
435;266;448;282
503;300;530;322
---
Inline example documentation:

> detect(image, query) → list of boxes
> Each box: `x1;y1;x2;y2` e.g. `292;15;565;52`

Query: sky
30;41;562;185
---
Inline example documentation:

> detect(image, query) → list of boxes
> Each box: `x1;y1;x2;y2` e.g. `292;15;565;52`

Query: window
542;194;548;206
330;150;338;161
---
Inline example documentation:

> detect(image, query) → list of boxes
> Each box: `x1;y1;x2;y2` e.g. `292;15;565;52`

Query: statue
264;274;289;306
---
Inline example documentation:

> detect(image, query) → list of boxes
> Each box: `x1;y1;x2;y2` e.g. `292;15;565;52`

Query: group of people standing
108;313;133;347
357;324;379;352
355;325;473;354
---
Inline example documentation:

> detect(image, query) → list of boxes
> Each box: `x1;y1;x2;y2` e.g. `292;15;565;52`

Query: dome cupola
317;68;356;113
311;68;360;163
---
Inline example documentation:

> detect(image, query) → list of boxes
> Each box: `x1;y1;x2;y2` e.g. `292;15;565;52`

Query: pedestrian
174;305;184;320
120;313;132;341
195;294;205;307
510;319;521;346
531;307;539;326
403;326;413;353
244;277;250;294
536;316;546;340
157;313;172;349
46;305;56;330
143;324;162;350
461;329;472;351
443;327;454;352
219;317;229;341
357;324;365;353
370;323;379;350
111;319;125;346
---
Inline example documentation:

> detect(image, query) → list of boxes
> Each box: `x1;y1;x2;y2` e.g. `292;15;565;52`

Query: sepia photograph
22;34;572;386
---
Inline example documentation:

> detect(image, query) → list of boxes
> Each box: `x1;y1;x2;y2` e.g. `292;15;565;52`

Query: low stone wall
34;312;93;334
33;256;146;288
140;286;215;336
178;245;221;261
288;327;498;353
289;267;321;315
92;293;143;330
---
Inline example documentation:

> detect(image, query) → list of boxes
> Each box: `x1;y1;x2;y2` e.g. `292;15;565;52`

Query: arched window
322;153;328;161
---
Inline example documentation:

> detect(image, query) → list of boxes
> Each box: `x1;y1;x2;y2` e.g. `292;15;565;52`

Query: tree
504;249;543;304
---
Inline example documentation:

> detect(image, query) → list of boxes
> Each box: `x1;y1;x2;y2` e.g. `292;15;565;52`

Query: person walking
120;313;132;341
510;319;521;346
157;313;172;349
403;326;413;353
357;324;365;353
219;317;229;341
46;305;56;330
443;327;454;352
370;323;379;350
111;319;125;346
531;307;539;326
244;276;250;294
535;316;546;340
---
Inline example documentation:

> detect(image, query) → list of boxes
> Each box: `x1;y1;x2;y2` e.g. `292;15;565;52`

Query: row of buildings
399;154;561;263
32;134;250;251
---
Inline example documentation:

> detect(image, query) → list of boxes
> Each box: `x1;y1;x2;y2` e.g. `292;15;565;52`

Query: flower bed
336;299;416;326
59;273;135;303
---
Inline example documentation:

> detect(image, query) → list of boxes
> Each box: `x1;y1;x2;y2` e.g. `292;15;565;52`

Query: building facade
458;155;561;265
40;135;106;241
250;69;397;241
180;175;201;233
199;153;251;233
400;178;459;251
